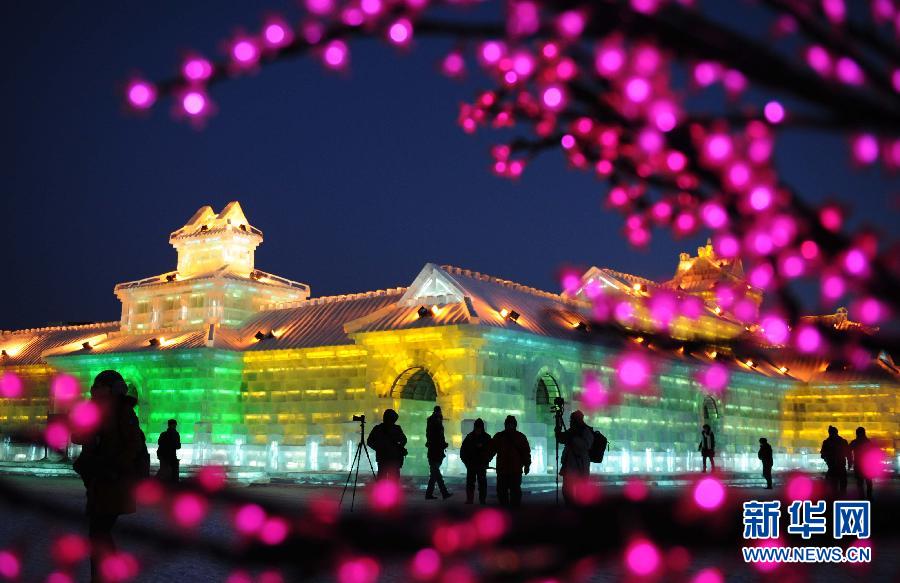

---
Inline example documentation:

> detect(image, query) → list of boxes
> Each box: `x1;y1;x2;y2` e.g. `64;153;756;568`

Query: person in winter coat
698;424;716;473
488;415;531;507
820;425;849;495
366;409;408;478
72;370;148;583
848;426;874;500
758;437;774;489
425;406;452;500
156;419;181;483
556;410;594;505
460;418;491;504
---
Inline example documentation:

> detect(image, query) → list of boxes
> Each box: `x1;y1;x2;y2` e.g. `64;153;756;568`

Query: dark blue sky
2;2;896;330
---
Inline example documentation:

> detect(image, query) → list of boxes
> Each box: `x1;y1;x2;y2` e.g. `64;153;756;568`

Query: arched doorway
700;394;721;433
390;367;438;401
389;367;439;473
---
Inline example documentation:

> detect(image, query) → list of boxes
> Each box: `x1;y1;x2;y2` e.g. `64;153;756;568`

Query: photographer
366;409;407;478
555;410;594;505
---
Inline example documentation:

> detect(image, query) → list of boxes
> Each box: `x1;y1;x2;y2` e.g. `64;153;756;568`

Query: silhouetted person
72;370;148;583
849;426;874;500
157;419;181;483
556;410;594;505
425;406;452;500
489;415;531;507
698;424;716;472
460;418;491;504
366;409;408;479
758;437;773;489
820;425;849;495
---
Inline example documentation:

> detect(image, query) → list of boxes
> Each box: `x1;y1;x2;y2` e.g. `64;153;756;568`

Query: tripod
340;414;376;512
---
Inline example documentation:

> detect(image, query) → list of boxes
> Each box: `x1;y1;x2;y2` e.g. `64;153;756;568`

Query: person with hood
488;415;531;507
556;410;594;505
366;409;408;478
157;419;181;483
72;370;148;583
425;406;452;500
698;424;716;473
820;425;849;495
848;426;874;500
460;418;491;504
758;437;774;489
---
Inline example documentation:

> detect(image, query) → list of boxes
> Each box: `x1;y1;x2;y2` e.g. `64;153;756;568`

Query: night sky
3;2;897;330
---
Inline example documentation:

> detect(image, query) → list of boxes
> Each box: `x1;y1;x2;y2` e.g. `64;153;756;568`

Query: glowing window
390;367;437;401
536;373;560;405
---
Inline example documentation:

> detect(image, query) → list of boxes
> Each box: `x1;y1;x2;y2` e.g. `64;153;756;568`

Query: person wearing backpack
555;410;594;505
72;370;148;583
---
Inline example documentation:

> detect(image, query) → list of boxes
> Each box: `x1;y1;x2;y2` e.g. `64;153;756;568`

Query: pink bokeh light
581;372;611;410
368;478;403;511
52;374;80;402
235;503;267;535
760;315;789;345
858;446;887;479
693;477;725;510
99;552;139;583
699;364;729;394
259;517;290;545
624;539;661;576
337;557;380;583
126;80;156;110
45;422;70;449
616;354;650;390
624;477;649;501
410;547;441;580
0;372;23;398
53;533;90;565
323;40;349;69
182;91;209;116
388;19;413;46
197;464;228;491
172;492;208;528
691;567;724;583
263;20;293;48
785;473;814;500
0;550;19;580
231;38;260;66
69;400;101;432
134;479;164;506
542;85;565;110
763;101;784;124
794;325;822;353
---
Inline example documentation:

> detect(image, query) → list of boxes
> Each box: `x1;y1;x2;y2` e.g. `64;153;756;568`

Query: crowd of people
69;369;880;581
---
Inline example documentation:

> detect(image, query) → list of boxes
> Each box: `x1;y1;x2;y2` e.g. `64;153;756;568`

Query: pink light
0;550;19;580
836;57;864;85
183;57;213;81
674;212;696;234
680;295;703;319
561;271;582;293
226;572;254;583
651;200;672;222
666;150;687;172
856;297;883;324
561;134;576;150
624;477;649;501
650;101;678;132
780;253;804;278
748;230;773;255
819;205;843;231
692;567;724;583
733;298;757;321
749;264;774;289
337;557;380;583
617;354;650;389
634;45;661;75
197;465;228;491
474;508;508;541
46;422;70;449
752;539;783;573
822;273;845;301
637;128;663;154
786;473;814;500
704;134;732;163
614;301;635;324
844;248;868;275
693;476;725;510
557;10;585;38
480;41;505;65
800;240;819;260
360;0;382;16
760;315;789;344
806;45;832;76
595;46;625;77
715;235;740;258
231;39;260;66
306;0;335;15
172;492;207;528
764;101;785;124
508;1;539;36
649;292;677;328
126;80;156;110
70;400;100;432
624;77;650;104
51;374;80;402
542;85;565;110
134;479;163;506
369;478;402;511
410;548;441;580
822;0;846;23
700;364;729;394
235;503;266;535
581;373;611;411
388;19;413;45
441;52;465;77
631;0;661;14
0;372;23;398
47;573;75;583
624;539;661;576
512;52;535;77
893;68;900;93
100;553;139;583
182;91;208;116
701;202;728;229
53;533;89;565
693;61;720;86
716;286;735;309
770;215;797;248
323;40;349;69
723;69;747;93
794;325;822;353
726;162;750;190
259;517;290;545
851;134;879;164
858;446;887;479
264;21;293;48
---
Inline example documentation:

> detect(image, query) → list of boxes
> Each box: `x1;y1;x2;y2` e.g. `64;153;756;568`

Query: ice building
1;203;897;475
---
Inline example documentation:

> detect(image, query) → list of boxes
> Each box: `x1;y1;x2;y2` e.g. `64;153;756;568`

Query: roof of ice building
114;266;310;294
344;264;592;340
0;322;120;365
241;288;407;349
169;201;262;241
53;326;246;356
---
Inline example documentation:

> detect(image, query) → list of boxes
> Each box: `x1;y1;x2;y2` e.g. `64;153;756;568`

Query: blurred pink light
126;80;156;110
806;45;832;76
843;248;868;275
557;10;585;38
53;533;90;565
856;297;883;324
231;39;260;66
388;19;413;45
723;69;747;93
634;45;661;75
674;212;696;234
595;46;625;77
651;200;672;222
748;230;773;255
822;0;846;23
306;0;334;15
46;422;70;449
893;68;900;93
680;295;703;319
581;374;610;411
749;263;774;289
714;234;739;258
259;517;290;545
693;61;720;86
410;548;441;580
693;477;725;510
764;101;785;124
786;474;814;500
338;557;380;583
0;550;19;580
858;446;887;479
780;253;804;278
700;364;729;394
360;0;382;16
760;315;789;344
197;464;228;491
836;57;864;85
441;52;465;77
51;374;80;402
474;508;507;541
542;85;565;110
182;91;208;116
512;52;535;77
0;372;23;398
100;552;139;583
235;503;266;535
726;162;750;190
666;150;687;172
480;41;504;65
851;134;879;164
649;292;677;328
625;539;661;576
822;273;845;300
323;40;349;69
701;202;728;229
560;271;582;293
264;21;293;48
794;326;822;353
624;77;650;103
819;205;843;231
650;101;677;132
637;128;663;154
704;134;732;163
134;479;164;506
733;298;757;321
369;478;402;510
624;477;649;501
800;240;819;260
614;301;634;324
70;400;100;431
47;573;75;583
172;492;208;527
183;57;213;81
561;134;576;150
692;567;724;583
617;354;650;389
752;539;783;573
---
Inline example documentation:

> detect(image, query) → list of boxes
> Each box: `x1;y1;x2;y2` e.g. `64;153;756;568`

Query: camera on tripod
550;396;566;429
352;414;365;423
